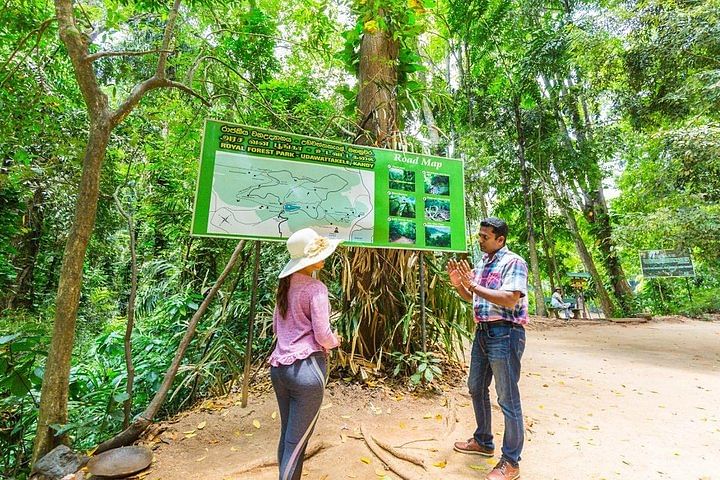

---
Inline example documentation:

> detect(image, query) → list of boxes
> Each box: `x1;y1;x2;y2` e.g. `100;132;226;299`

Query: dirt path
142;318;720;479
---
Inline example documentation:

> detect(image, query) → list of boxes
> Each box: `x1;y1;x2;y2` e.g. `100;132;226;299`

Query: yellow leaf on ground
245;433;253;437
435;414;443;421
433;460;447;468
469;464;485;471
486;458;497;465
184;433;197;439
272;411;277;420
183;430;196;435
231;446;238;451
197;421;206;430
360;456;372;464
423;412;432;419
399;422;407;429
253;419;261;429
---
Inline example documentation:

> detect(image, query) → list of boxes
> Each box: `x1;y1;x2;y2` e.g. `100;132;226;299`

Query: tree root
393;438;436;449
359;424;427;480
371;434;426;470
232;441;333;474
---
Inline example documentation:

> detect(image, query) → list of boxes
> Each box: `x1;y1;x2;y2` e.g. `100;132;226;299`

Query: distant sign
639;250;695;278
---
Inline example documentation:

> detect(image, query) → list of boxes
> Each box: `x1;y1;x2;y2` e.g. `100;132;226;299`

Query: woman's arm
309;286;339;349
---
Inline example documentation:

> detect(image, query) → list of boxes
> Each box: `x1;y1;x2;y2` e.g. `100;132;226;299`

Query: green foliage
389;350;442;386
227;8;281;84
623;0;720;128
2;0;720;474
0;324;47;477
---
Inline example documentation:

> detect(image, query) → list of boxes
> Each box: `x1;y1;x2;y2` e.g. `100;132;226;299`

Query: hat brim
278;238;342;278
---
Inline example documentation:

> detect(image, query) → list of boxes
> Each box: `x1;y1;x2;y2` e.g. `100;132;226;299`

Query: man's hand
447;258;464;287
449;259;475;287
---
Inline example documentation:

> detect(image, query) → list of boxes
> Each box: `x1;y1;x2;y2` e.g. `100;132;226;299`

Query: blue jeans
468;321;526;466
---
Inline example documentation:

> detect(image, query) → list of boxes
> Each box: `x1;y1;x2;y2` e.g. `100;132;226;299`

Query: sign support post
241;241;262;408
419;251;427;353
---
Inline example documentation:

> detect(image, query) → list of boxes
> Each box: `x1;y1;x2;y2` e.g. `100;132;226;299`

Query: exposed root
360;424;426;480
393;438;436;449
371;434;426;470
232;441;333;474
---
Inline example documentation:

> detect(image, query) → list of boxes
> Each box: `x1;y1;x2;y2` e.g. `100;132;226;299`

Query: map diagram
208;152;375;241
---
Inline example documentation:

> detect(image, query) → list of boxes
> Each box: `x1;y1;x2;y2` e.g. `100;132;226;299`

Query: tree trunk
419;71;441;154
560;204;615;318
344;22;416;357
356;27;399;147
544;159;616;318
33;120;111;462
34;0;204;462
539;210;556;293
583;188;635;313
563;86;634;314
544;72;633;315
114;186;138;429
95;240;246;453
512;98;546;317
7;186;44;309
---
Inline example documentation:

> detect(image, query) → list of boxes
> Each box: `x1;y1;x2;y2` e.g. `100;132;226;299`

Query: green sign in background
639;250;695;278
191;120;467;252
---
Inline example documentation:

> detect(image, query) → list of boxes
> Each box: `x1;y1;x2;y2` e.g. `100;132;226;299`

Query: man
551;287;573;320
448;217;528;480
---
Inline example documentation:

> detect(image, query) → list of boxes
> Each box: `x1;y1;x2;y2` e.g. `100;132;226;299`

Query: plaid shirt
472;246;529;325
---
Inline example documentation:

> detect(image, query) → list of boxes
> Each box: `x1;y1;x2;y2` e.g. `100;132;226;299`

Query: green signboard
639;250;695;278
191;120;467;252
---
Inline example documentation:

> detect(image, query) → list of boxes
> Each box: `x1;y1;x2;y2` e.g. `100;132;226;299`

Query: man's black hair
480;217;509;242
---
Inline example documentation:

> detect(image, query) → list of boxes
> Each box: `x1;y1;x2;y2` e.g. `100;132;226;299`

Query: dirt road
144;318;720;479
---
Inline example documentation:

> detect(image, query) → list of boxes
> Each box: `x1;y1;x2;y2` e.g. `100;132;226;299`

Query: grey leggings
270;352;327;480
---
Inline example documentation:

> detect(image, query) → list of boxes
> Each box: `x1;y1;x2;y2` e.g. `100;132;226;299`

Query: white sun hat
278;228;343;278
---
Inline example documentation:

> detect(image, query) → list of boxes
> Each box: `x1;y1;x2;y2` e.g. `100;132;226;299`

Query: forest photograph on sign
191;120;466;251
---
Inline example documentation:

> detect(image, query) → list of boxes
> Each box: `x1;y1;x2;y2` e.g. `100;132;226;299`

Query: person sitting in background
551;288;573;320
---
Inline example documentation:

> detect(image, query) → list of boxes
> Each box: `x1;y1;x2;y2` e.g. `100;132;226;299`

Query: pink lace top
268;273;339;367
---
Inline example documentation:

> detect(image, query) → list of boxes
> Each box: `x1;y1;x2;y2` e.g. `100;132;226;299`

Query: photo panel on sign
389;219;417;245
388;166;416;192
423;172;450;196
388;192;416;219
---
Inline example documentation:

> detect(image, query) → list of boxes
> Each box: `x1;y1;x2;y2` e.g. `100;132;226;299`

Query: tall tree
33;0;208;461
337;0;448;359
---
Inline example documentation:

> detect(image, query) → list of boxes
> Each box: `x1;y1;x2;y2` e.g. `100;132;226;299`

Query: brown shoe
453;437;494;456
485;458;520;480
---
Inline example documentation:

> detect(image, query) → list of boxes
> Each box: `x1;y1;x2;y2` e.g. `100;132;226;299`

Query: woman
269;228;342;480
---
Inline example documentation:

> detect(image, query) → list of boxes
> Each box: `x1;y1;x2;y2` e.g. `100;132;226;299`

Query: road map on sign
208;152;375;241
